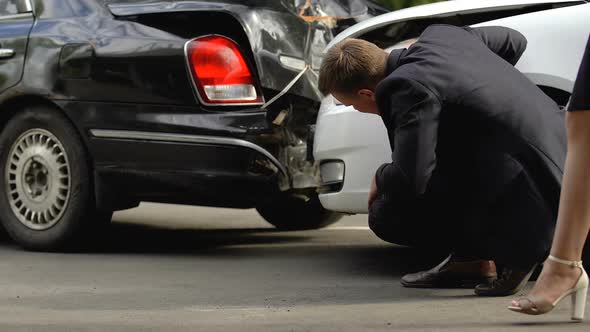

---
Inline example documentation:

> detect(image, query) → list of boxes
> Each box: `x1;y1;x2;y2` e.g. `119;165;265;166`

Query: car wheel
256;192;343;230
0;105;107;251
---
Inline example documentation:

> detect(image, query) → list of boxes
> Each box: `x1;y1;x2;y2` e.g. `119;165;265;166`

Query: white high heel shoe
508;255;588;321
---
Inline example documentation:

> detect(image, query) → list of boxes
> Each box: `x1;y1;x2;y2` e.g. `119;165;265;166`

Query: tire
0;105;108;251
256;192;343;230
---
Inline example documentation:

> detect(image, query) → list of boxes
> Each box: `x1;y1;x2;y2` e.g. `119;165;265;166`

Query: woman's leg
513;110;590;304
551;111;590;261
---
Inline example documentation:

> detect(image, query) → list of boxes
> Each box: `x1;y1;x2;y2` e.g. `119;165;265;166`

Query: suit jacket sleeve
465;26;527;66
375;78;442;199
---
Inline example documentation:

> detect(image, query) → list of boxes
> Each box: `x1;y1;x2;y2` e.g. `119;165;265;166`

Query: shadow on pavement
95;223;446;277
93;222;311;254
0;222;303;251
0;222;480;309
0;221;448;279
105;228;446;284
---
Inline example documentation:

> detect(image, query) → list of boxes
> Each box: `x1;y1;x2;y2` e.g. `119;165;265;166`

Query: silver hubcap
5;129;71;230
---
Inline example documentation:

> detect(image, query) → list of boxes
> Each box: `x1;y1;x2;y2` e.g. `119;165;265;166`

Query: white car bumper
313;96;391;214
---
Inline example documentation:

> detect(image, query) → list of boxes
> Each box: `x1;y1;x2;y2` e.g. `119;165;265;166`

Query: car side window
0;0;19;16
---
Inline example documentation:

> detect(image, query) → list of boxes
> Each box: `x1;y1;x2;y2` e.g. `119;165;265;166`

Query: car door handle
0;48;15;59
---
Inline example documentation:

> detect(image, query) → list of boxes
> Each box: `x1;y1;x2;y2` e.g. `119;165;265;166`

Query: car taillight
185;35;264;106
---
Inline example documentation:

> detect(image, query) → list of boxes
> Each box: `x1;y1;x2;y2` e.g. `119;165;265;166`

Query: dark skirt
568;35;590;111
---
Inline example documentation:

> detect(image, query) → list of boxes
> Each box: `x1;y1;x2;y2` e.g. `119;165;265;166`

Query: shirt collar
375;48;406;125
386;48;406;75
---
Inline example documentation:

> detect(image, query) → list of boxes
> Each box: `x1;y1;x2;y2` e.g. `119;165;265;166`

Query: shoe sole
474;267;536;297
401;277;497;289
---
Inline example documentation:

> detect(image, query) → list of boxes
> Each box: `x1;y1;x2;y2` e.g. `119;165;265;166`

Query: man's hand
368;176;378;209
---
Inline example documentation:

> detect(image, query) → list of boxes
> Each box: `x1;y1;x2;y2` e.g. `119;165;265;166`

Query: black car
0;0;387;250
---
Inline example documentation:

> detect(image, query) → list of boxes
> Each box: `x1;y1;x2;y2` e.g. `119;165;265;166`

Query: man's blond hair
319;38;388;95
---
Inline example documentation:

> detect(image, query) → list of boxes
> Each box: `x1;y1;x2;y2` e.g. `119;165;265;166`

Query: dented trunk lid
106;0;388;104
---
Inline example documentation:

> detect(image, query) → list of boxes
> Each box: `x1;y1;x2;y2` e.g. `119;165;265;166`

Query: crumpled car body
0;0;387;250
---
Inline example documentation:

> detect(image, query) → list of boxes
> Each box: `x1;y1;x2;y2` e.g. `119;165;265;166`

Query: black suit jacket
374;25;566;205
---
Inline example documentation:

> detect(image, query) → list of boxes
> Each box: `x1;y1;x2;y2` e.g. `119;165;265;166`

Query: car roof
325;0;585;51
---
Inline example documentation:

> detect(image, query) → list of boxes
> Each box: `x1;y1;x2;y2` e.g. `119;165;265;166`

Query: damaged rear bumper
91;129;288;176
89;129;287;209
60;97;324;210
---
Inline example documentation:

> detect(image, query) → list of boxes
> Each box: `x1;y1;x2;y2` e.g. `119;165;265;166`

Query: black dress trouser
368;153;557;270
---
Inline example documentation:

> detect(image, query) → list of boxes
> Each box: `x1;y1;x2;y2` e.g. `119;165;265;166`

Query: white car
313;0;590;214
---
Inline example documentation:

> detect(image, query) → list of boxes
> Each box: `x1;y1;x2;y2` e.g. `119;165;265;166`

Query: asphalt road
0;203;588;331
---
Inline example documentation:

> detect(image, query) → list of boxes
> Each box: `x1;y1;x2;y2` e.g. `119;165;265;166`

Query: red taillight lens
186;35;263;105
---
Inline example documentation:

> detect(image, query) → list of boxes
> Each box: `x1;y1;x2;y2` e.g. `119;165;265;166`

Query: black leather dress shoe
401;254;497;288
474;264;537;297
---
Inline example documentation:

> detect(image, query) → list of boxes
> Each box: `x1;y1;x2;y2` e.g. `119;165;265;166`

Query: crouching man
318;25;566;296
